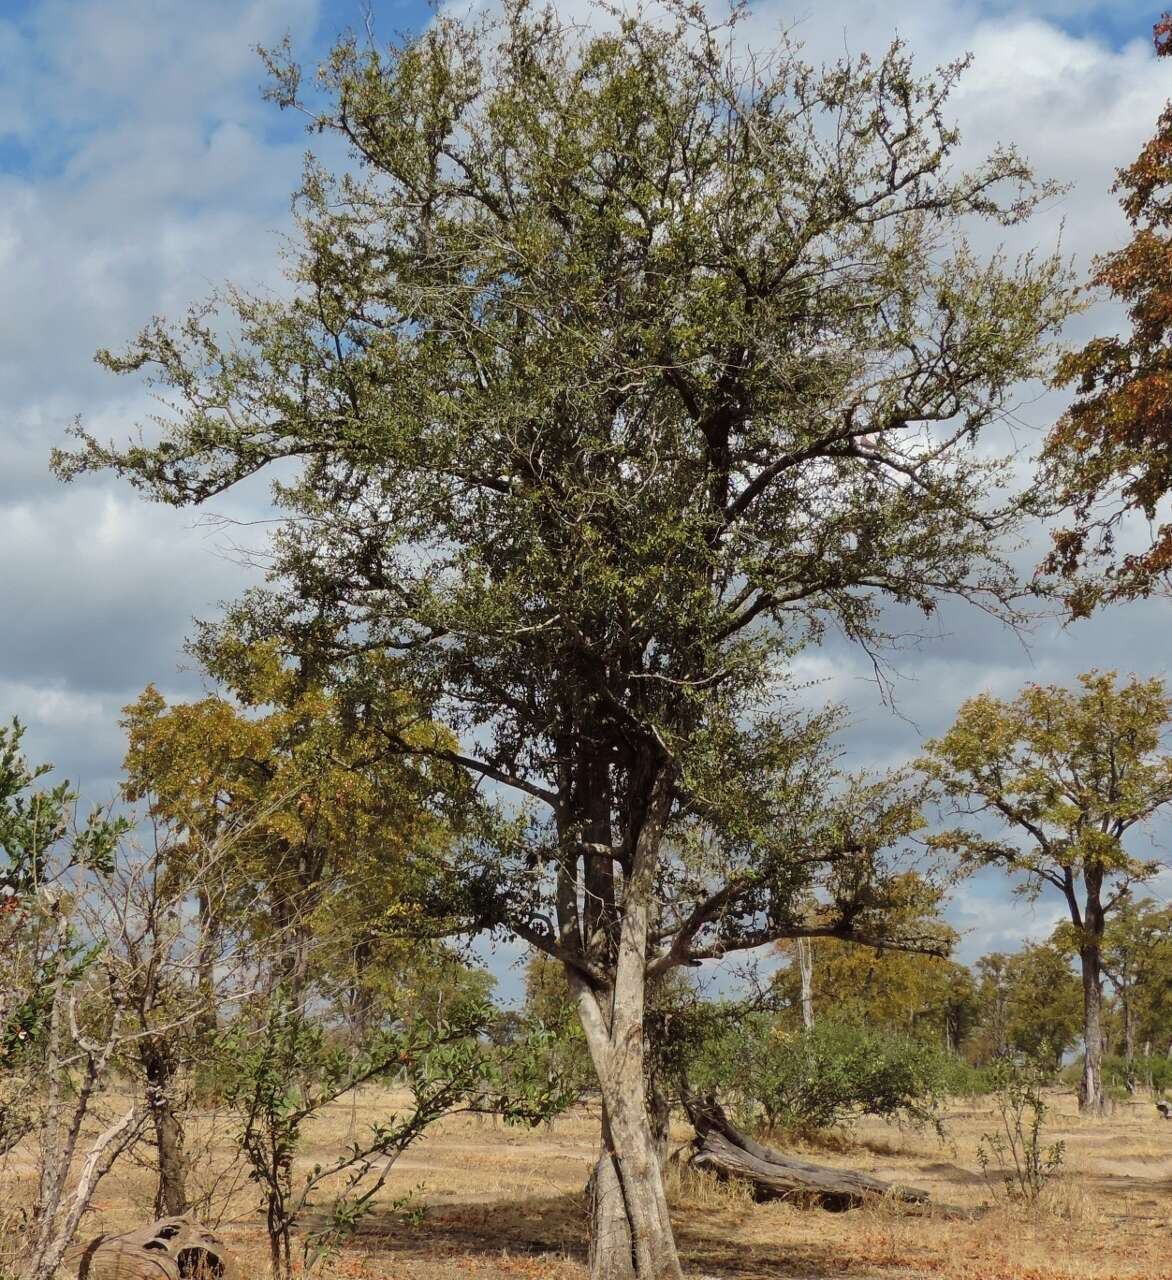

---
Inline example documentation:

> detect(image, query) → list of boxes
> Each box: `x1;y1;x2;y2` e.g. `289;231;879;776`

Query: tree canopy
52;4;1075;1273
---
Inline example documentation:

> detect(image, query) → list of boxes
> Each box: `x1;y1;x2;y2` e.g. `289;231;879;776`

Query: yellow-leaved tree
922;672;1172;1113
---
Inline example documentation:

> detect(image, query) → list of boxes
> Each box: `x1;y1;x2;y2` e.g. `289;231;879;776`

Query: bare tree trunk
797;937;814;1030
1079;943;1106;1115
141;1041;188;1216
1122;996;1138;1094
647;1073;671;1170
587;1109;636;1280
195;887;219;1045
593;1057;679;1280
574;770;683;1280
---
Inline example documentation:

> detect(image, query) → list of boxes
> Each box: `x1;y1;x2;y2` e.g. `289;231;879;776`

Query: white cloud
0;0;323;786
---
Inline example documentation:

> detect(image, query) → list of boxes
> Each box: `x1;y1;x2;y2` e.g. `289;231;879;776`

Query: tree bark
140;1041;188;1216
1079;942;1106;1115
797;938;814;1031
647;1073;671;1170
573;768;683;1280
681;1094;952;1213
587;1110;636;1280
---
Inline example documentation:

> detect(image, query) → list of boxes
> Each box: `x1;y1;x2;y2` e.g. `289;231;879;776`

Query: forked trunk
573;770;682;1280
587;1111;635;1280
586;1065;681;1280
577;977;681;1279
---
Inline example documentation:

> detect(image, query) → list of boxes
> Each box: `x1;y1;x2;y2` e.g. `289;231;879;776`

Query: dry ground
11;1089;1172;1280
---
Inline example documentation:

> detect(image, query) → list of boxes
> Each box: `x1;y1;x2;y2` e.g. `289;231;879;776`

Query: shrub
1101;1054;1172;1094
690;1015;950;1135
976;1058;1065;1204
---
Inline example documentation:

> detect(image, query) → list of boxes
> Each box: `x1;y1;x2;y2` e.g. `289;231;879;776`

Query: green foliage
924;671;1172;1109
976;1059;1066;1204
690;1015;949;1135
54;0;1075;986
0;719;123;896
513;953;594;1104
970;946;1083;1072
51;5;1078;1261
0;721;126;1152
923;672;1172;899
1100;1053;1172;1094
934;1060;1003;1097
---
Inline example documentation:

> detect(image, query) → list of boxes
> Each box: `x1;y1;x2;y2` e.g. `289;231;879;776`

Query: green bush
936;1059;1003;1097
1100;1053;1172;1094
690;1015;950;1135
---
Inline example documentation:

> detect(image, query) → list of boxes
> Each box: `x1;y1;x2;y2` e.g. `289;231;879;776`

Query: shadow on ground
339;1191;931;1279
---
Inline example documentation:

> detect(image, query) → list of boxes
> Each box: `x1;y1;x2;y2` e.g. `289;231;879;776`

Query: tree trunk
1079;943;1106;1115
647;1071;671;1169
1122;996;1138;1093
195;887;219;1045
601;1067;680;1279
587;1110;636;1280
573;769;683;1280
140;1041;188;1216
684;1094;932;1209
797;938;814;1031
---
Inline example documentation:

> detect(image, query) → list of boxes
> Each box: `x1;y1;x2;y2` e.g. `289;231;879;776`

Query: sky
1;0;1171;995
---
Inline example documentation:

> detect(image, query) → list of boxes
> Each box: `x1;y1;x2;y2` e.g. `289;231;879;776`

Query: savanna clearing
17;1088;1170;1280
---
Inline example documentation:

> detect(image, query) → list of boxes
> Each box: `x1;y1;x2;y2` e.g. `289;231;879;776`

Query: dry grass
9;1088;1172;1279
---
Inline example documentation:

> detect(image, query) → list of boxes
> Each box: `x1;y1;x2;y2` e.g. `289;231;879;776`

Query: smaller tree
0;720;140;1280
220;994;572;1279
81;826;261;1219
976;1058;1066;1206
922;672;1172;1111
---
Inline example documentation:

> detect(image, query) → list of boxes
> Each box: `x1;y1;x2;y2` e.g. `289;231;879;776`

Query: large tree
922;672;1172;1112
1042;13;1172;611
55;5;1071;1275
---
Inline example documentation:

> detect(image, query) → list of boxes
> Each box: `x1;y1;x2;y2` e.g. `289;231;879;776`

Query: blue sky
1;0;1170;998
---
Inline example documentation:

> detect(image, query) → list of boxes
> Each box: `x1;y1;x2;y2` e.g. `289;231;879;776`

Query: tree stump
70;1215;239;1280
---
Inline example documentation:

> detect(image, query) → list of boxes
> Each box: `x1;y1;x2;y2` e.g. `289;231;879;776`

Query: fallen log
683;1093;930;1211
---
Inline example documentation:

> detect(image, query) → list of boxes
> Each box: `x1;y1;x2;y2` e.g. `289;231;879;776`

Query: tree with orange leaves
1043;14;1172;613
